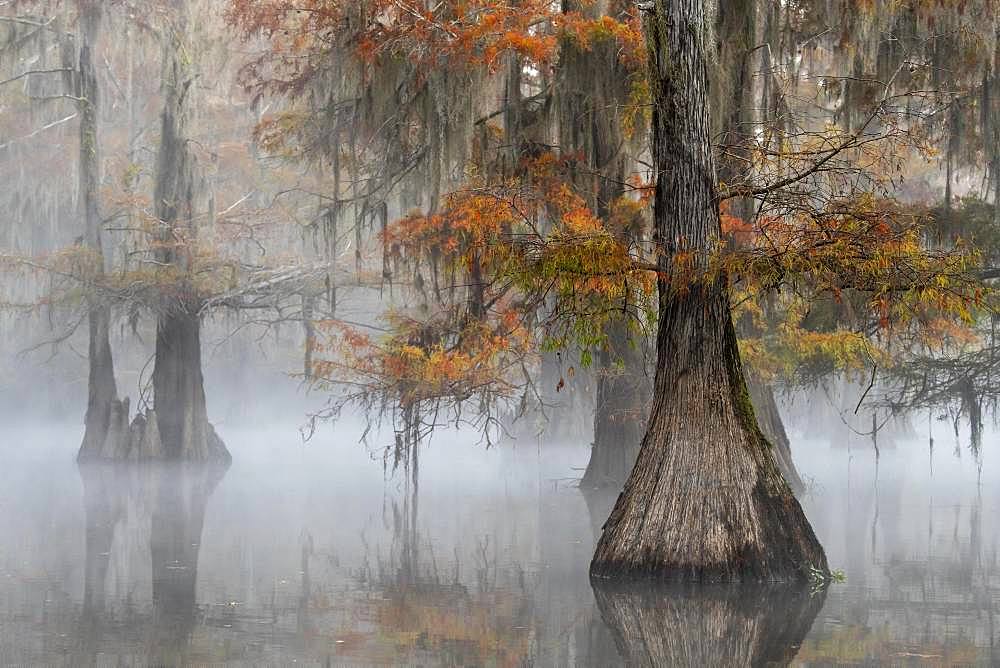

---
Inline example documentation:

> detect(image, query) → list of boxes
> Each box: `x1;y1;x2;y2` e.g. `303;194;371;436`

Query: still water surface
0;410;998;666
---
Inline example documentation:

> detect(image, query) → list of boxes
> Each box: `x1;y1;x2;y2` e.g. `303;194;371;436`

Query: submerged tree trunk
147;3;229;463
80;305;119;458
76;3;226;463
152;311;227;460
591;581;826;666
76;5;121;461
746;374;804;495
583;364;804;494
590;0;826;580
582;320;649;488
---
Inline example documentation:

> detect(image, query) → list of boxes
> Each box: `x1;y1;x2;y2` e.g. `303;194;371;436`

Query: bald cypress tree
149;0;228;462
590;0;826;581
554;1;650;489
76;2;120;461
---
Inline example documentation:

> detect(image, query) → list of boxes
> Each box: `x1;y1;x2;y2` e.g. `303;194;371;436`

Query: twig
855;363;877;415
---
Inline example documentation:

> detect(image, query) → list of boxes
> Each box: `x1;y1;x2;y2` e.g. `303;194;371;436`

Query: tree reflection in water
357;451;536;666
591;580;827;667
76;462;227;666
7;432;996;665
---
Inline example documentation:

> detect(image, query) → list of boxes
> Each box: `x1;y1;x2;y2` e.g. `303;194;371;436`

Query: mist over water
0;0;996;663
0;369;998;666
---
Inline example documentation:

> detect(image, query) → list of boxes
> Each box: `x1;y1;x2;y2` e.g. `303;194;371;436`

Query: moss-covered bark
746;374;805;495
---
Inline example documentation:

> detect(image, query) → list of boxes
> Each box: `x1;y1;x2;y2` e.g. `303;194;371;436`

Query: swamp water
0;392;998;666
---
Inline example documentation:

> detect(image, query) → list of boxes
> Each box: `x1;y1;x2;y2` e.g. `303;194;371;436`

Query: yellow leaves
917;317;981;349
622;74;651;139
785;329;884;370
724;194;995;386
724;197;984;333
740;325;886;384
398;344;427;361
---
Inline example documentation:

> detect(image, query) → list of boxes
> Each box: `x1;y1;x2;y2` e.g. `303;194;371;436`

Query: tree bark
80;305;119;459
589;0;826;580
591;580;826;666
152;310;228;460
76;5;121;461
148;4;229;463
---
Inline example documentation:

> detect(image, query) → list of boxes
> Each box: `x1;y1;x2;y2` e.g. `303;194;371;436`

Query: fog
0;369;998;664
3;0;1000;665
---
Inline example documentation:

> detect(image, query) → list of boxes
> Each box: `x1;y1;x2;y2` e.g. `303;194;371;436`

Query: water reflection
3;421;1000;665
76;462;227;666
798;449;1000;664
591;581;825;667
355;447;538;665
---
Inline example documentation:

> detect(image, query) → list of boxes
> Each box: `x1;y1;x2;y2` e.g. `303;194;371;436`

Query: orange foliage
559;9;645;68
313;314;530;410
228;0;561;83
228;0;646;99
720;200;754;245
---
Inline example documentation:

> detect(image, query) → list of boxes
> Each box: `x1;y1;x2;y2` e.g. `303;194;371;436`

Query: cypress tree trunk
746;374;804;495
153;310;226;460
590;0;826;581
591;581;826;666
80;305;118;457
149;4;229;463
582;319;648;488
76;5;120;461
558;1;650;488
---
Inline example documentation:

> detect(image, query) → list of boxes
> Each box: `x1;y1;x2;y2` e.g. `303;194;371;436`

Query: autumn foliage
222;0;1000;441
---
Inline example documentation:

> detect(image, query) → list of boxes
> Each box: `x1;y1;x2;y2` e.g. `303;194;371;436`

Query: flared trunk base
77;399;230;464
590;290;826;582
